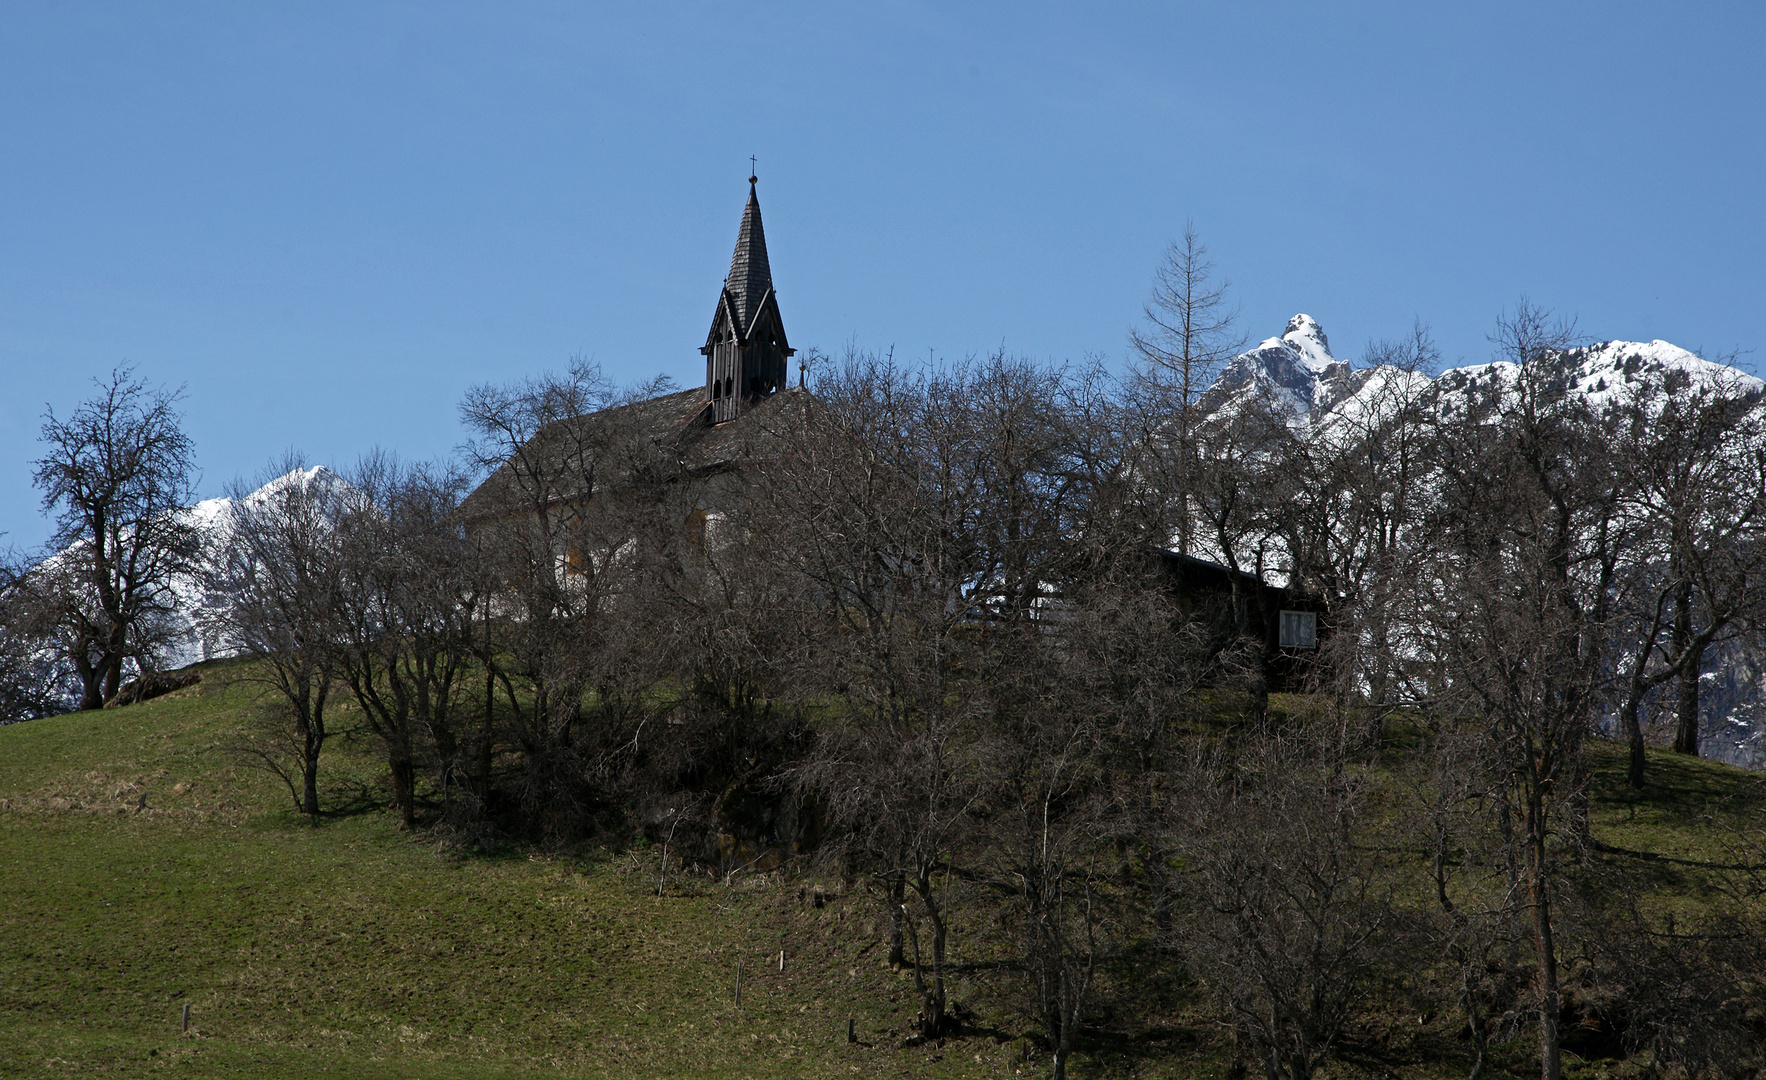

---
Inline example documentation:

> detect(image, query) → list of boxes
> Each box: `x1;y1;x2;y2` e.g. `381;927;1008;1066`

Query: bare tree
1168;715;1395;1080
32;367;200;709
774;357;993;1036
201;457;347;816
459;363;624;834
638;457;817;865
1605;367;1766;778
981;577;1188;1080
1575;865;1766;1078
1276;326;1440;721
1409;302;1602;1080
0;550;73;721
328;455;481;829
1407;719;1531;1080
457;364;688;836
1129;222;1245;417
779;350;1128;1039
995;770;1111;1080
1127;223;1246;556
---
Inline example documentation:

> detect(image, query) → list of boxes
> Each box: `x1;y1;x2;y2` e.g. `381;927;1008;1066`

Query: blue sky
3;2;1762;551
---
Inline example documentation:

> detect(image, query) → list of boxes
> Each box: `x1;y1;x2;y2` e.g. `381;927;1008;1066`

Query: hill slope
0;666;1019;1079
2;667;1762;1077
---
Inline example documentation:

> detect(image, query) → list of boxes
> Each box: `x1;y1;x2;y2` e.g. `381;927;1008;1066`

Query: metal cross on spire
749;155;757;184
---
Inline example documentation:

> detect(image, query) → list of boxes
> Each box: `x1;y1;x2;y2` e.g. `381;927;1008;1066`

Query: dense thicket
248;322;1754;1079
8;305;1766;1078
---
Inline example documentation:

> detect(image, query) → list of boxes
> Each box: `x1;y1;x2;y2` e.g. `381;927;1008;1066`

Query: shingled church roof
459;386;814;523
721;179;773;338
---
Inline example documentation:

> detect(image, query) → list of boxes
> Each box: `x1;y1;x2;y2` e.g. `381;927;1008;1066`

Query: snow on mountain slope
1275;314;1338;374
1430;339;1761;421
1563;339;1761;408
1311;363;1434;438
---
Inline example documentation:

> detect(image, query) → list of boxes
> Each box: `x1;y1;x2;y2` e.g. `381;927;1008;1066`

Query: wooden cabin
1155;548;1328;691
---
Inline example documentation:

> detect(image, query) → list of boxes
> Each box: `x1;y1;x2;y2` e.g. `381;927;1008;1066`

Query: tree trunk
104;662;121;703
886;873;906;970
473;690;497;807
1622;693;1646;789
100;636;125;705
1672;638;1705;756
430;718;469;813
1565;765;1591;850
389;754;417;828
77;663;103;711
905;872;949;1039
297;696;327;817
1669;580;1699;756
302;733;322;817
927;901;948;1037
1526;800;1561;1080
1147;848;1173;933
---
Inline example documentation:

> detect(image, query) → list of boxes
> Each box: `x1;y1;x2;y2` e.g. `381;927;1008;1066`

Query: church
458;175;1322;686
459;173;811;533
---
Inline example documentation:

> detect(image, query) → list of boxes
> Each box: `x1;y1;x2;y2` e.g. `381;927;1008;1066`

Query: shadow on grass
1075;1023;1206;1076
1589;741;1764;812
319;777;386;819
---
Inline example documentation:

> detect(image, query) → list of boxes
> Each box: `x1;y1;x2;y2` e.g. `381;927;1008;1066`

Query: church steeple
724;178;772;337
703;173;792;423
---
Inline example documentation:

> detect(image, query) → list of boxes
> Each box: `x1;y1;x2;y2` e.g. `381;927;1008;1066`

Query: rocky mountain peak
1199;314;1358;420
1283;314;1332;367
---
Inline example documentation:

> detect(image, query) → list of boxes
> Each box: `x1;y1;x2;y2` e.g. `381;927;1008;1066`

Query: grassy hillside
0;664;1016;1079
1;663;1761;1078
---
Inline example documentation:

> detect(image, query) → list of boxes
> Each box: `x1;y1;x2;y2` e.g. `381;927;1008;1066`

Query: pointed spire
723;175;773;337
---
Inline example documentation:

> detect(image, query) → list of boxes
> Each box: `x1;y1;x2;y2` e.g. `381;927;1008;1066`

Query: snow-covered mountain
1431;338;1762;420
1203;313;1762;433
1204;314;1359;418
1201;315;1766;769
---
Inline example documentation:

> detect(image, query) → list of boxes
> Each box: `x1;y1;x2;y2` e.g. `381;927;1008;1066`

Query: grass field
1;662;1760;1078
